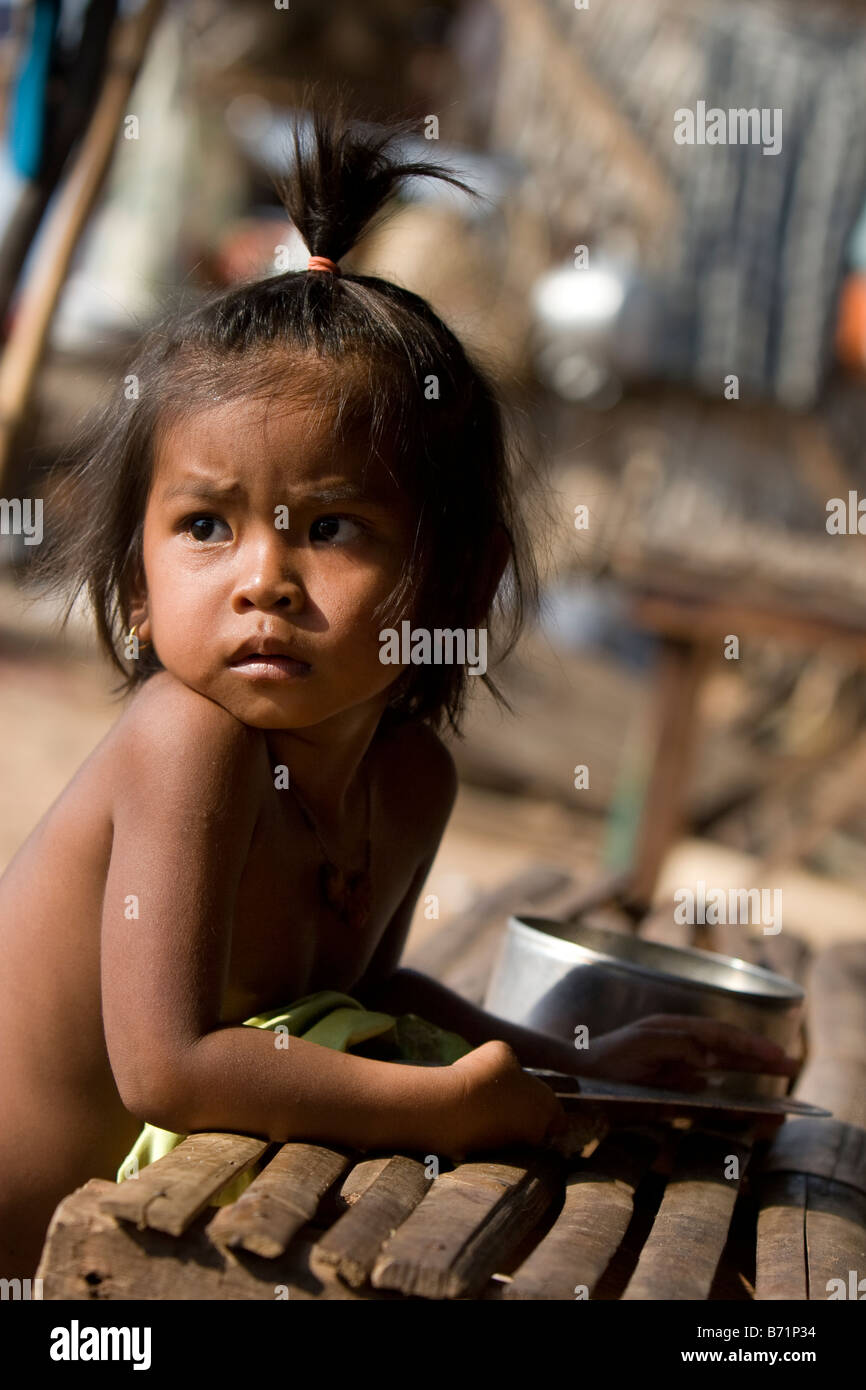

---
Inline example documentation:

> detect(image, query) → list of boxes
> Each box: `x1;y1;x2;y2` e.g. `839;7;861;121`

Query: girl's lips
229;654;311;680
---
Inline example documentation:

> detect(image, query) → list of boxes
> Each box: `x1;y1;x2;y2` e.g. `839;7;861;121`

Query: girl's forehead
151;395;401;498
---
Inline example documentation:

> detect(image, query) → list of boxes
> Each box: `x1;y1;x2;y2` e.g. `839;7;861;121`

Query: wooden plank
753;932;812;988
97;1133;269;1236
505;1128;663;1300
312;1155;429;1288
638;905;693;949
795;1061;866;1131
631;592;866;661
540;871;633;927
796;942;866;1126
207;1143;351;1259
806;942;866;1055
762;1119;866;1197
804;1174;866;1300
622;1129;751;1300
762;728;866;870
36;1180;367;1301
371;1153;564;1299
754;1171;808;1300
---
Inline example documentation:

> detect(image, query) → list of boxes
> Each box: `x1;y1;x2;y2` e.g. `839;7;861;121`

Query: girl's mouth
229;654;312;680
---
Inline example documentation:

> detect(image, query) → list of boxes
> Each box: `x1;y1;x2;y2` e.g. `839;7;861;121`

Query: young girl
0;105;794;1279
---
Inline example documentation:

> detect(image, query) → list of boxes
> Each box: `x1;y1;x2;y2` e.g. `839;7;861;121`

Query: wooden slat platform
35;1108;866;1301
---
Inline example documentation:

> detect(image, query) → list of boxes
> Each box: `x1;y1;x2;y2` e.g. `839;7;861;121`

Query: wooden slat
505;1128;663;1299
97;1133;268;1236
338;1157;393;1207
755;1171;808;1300
371;1153;564;1299
622;1129;751;1300
795;943;866;1127
762;1119;866;1197
804;1174;866;1300
207;1143;350;1258
312;1155;429;1287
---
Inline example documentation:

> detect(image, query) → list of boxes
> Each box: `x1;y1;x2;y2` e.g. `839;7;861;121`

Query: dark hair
28;98;544;736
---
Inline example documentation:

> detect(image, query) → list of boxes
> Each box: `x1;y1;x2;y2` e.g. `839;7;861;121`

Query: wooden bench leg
627;636;710;910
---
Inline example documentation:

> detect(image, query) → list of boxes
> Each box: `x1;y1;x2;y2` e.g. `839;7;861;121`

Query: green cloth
116;989;472;1206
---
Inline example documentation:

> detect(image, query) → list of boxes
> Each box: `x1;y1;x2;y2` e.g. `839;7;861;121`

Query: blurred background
3;0;866;991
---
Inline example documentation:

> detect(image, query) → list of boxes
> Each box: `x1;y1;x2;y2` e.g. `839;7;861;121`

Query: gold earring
128;624;150;649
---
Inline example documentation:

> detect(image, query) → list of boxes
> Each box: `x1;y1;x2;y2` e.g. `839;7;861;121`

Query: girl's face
133;391;416;730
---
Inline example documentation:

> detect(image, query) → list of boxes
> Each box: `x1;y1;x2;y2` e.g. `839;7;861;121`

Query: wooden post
0;0;165;490
627;636;710;910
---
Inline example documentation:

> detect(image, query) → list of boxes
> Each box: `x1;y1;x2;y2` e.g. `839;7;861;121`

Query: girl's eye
310;515;364;545
184;515;231;543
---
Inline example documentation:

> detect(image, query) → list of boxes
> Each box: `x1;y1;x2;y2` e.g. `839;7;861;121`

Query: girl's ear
125;564;151;640
126;605;152;648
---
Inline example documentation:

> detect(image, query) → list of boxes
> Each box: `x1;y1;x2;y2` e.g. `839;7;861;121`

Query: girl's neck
264;698;389;831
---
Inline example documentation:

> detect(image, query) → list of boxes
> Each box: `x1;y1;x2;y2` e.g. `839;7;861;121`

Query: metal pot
483;915;804;1097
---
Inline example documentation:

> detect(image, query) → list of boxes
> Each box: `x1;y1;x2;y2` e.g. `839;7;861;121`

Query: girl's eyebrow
309;484;371;503
160;479;244;503
161;478;392;507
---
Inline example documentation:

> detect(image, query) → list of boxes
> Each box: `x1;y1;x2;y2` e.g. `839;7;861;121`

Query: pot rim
507;914;805;1005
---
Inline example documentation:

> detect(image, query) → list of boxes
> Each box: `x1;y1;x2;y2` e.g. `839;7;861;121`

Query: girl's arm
363;967;587;1074
365;967;796;1087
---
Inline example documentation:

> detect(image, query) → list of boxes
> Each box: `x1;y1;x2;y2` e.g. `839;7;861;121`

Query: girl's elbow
113;1058;192;1134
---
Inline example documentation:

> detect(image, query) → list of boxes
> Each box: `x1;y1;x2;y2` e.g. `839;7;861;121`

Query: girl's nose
232;542;305;612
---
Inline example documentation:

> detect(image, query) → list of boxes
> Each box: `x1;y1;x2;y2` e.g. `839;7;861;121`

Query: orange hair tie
307;255;341;275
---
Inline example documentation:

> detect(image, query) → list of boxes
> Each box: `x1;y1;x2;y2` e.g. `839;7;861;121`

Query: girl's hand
444;1040;567;1152
583;1014;800;1091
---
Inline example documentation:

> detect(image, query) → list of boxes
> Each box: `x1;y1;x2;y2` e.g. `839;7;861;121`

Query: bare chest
220;778;419;1023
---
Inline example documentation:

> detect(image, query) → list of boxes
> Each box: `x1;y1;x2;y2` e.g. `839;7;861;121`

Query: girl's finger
706;1049;799;1075
643;1015;792;1065
638;1029;707;1065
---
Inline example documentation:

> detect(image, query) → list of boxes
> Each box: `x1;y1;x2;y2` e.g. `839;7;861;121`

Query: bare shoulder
117;671;255;743
375;718;458;833
109;672;265;803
